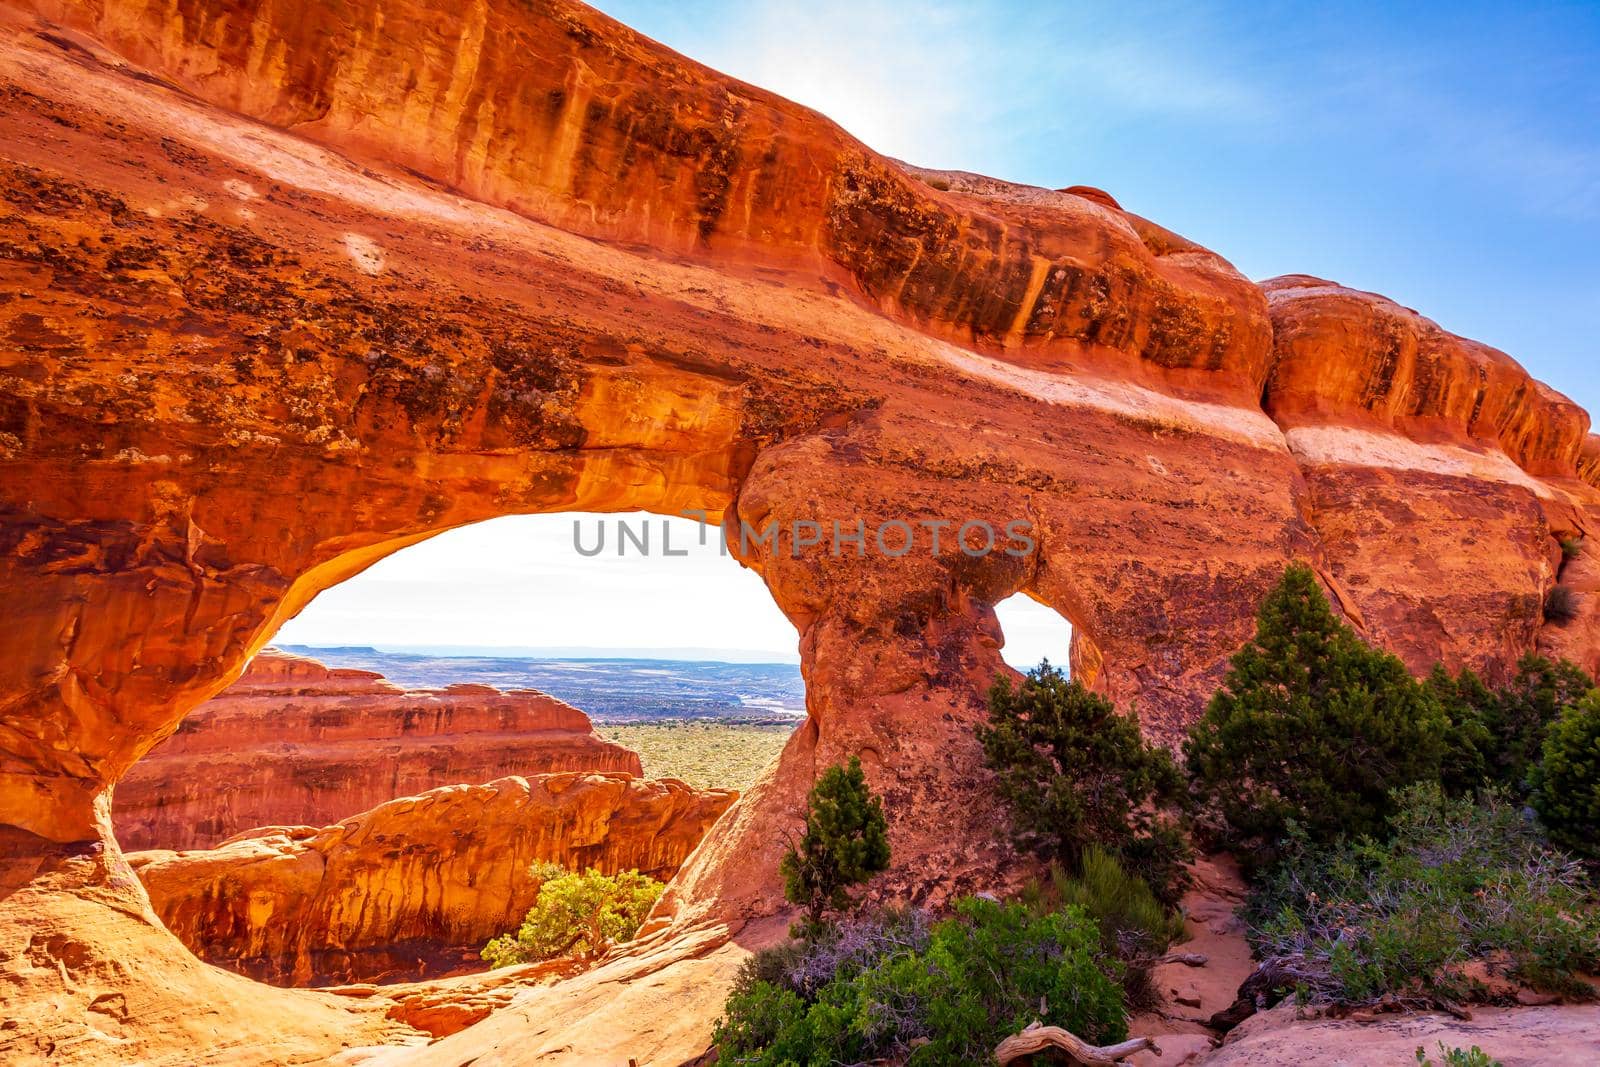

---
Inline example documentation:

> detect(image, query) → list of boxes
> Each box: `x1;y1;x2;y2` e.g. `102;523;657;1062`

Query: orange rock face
128;773;735;985
114;650;642;850
0;1;1597;1062
1539;541;1600;678
1261;276;1595;681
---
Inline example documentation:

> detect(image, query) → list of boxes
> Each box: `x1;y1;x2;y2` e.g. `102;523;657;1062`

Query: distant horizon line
274;642;803;666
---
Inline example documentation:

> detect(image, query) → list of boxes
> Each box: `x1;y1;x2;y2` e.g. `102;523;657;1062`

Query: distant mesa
115;650;643;851
279;644;384;655
279;643;803;664
279;645;808;723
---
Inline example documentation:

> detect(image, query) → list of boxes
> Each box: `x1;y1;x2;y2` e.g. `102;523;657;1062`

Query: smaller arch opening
993;592;1074;673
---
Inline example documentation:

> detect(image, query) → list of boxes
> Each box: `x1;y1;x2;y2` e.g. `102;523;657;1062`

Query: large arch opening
113;511;807;987
273;510;807;789
274;511;807;790
272;513;800;666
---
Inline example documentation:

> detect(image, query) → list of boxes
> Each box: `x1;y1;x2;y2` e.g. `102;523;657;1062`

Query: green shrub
1546;585;1580;625
1429;655;1596;797
713;898;1126;1065
1416;1044;1502;1067
1495;655;1596;791
1027;846;1187;1011
1249;784;1600;1005
1185;564;1449;857
1533;693;1600;859
481;863;664;967
980;661;1189;901
1559;536;1584;561
1417;653;1600;805
781;756;891;930
1423;665;1497;794
1048;847;1186;955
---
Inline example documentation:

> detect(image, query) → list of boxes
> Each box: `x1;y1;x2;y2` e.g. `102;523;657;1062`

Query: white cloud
1049;36;1268;118
680;0;993;165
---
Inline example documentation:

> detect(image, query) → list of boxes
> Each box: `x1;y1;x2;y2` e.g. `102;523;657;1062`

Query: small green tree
712;899;1127;1065
979;661;1189;901
780;756;890;930
1184;563;1448;853
1532;693;1600;858
482;863;664;967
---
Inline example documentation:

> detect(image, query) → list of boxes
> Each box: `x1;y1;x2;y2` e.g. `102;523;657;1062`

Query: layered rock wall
15;0;1273;391
114;650;642;850
1261;276;1594;680
130;773;736;985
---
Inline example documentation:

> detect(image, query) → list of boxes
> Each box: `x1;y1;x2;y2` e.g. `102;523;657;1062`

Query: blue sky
595;0;1600;417
282;4;1596;664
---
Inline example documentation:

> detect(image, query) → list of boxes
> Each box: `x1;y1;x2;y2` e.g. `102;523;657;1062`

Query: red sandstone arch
1;1;1597;1062
0;0;1291;869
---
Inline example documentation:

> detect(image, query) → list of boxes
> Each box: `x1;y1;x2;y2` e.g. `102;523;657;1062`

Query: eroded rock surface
355;917;790;1067
0;0;1597;1063
0;827;429;1066
1203;1001;1600;1066
129;773;736;985
115;650;641;851
1263;275;1594;681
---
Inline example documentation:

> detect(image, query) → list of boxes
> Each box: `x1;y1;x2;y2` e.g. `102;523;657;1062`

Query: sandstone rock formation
1539;532;1600;678
330;954;590;1040
0;825;432;1065
114;649;642;851
129;773;736;985
0;0;1597;1063
1261;274;1594;682
1202;1001;1600;1066
373;916;793;1066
